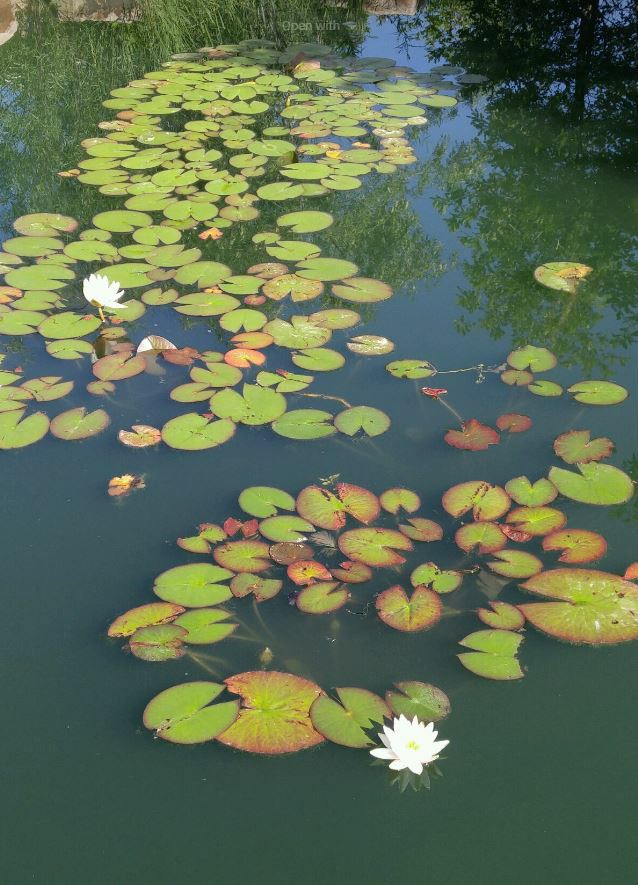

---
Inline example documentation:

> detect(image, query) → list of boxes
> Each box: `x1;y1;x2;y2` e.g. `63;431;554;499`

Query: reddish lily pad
310;688;389;748
296;581;350;614
213;539;272;573
296;483;380;530
330;561;373;583
501;369;533;387
542;529;607;564
385;682;451;722
519;569;638;645
230;574;283;602
477;601;525;631
375;585;442;632
553;430;613;464
143;681;240;744
455;522;507;554
287;560;333;586
444;419;499;451
506;506;567;537
108;602;185;638
269;542;313;565
442;480;510;521
217;671;324;754
496;413;532;433
338;527;413;567
379;488;421;514
118;425;162;448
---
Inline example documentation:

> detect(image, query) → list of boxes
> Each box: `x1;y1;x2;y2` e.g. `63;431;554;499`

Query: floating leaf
297;581;350;614
504;476;558;506
379;488;421;514
213;539;272;573
153;563;233;607
386;682;450;722
548;463;634;505
50;407;110;441
331;277;392;303
519;569;638;644
567;380;628;406
507;345;557;372
217;671;324;754
506;506;566;537
238;486;296;518
21;376;73;402
528;379;563;397
107;474;145;497
533;262;592;293
455;522;506;554
277;210;333;233
128;623;186;662
38;312;101;340
143;682;239;744
172;608;237;645
399;518;443;542
108;602;185;638
445;420;500;451
93;353;146;381
376;585;442;632
330;561;373;583
386;359;436;379
347;335;394;356
309;308;360;330
339;527;412;567
458;630;524;680
310;688;389;748
477;601;525;631
287;560;333;586
442;481;510;521
296;483;380;530
496;413;532;433
296;257;358;282
501;369;533;387
161;414;236;450
542;529;607;564
14;212;78;237
258;515;315;542
410;562;462;594
486;549;543;578
210;384;286;425
230;574;282;602
553;430;613;464
272;409;336;440
118;425;162;448
334;406;390;438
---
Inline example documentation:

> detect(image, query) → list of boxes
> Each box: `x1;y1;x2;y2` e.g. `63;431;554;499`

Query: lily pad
210;384;286;425
296;483;380;530
297;581;350;614
410;562;462;594
332;277;392;303
272;409;336;440
528;380;563;397
153;563;233;607
542;529;607;564
339;527;412;567
496;413;532;433
129;624;186;662
258;515;315;542
507;345;557;372
445;420;500;451
519;569;638;644
334;406;390;438
458;630;524;680
21;376;73;402
386;682;450;722
376;585;442;632
486;549;543;579
108;602;185;638
386;359;436;379
14;213;78;237
93;353;146;381
455;522;507;554
399;518;443;542
310;688;389;748
238;486;296;518
295;258;358;282
213;539;272;573
567;380;628;406
506;506;567;537
379;488;421;514
554;430;613;464
0;411;49;449
172;608;237;644
534;262;592;293
548;463;634;505
217;671;324;754
277;210;333;233
49;407;110;441
504;476;558;506
143;681;239;744
442;481;511;521
161;414;236;450
230;574;282;602
477;601;525;631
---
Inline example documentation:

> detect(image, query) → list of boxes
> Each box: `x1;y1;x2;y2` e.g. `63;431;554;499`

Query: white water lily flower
370;715;449;775
83;273;125;310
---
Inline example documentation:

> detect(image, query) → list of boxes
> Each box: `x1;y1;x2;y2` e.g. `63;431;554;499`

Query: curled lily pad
445;420;499;451
548;463;634;505
297;581;350;614
477;601;525;631
238;486;296;518
129;624;186;662
410;562;462;594
542;529;607;564
504;476;558;506
153;563;233;608
310;688;389;748
567;380;628;406
143;682;239;744
458;630;524;680
272;409;336;440
108;602;185;638
334;406;390;438
380;488;421;514
442;481;510;521
507;345;557;372
161;414;236;450
230;574;282;602
213;539;272;573
534;262;592;293
217;671;324;754
519;569;638;645
553;430;613;464
118;425;162;448
486;549;543;579
376;585;442;632
339;527;412;567
296;483;380;530
50;407;110;440
386;682;450;722
0;411;49;449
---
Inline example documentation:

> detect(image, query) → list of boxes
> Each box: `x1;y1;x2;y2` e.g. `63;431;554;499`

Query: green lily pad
14;213;78;237
332;277;392;303
217;671;324;754
339;527;412;567
238;486;296;518
442;480;511;521
230;574;283;602
262;274;323;304
310;688;389;748
458;630;524;680
309;308;360;330
554;430;613;464
21;376;74;402
264;317;331;349
528;379;564;397
455;522;507;554
548;463;634;505
94;209;153;232
520;569;638;645
272;409;336;440
379;488;421;514
38;312;102;340
5;264;75;291
213;539;272;573
161;414;236;450
153;563;233;607
143;681;240;744
256;371;313;394
477;601;525;631
257;181;305;201
410;562;462;594
210;384;287;425
386;359;436;379
296;483;380;530
277;210;333;233
173;292;240;317
94;263;153;289
291;348;345;372
3;236;64;258
376;584;442;632
93;353;146;381
0;410;49;449
506;506;567;537
386;682;451;722
486;549;543;579
49;407;110;440
347;335;394;356
0;310;47;335
334;406;390;438
507;345;557;372
297;581;350;614
219;308;267;333
295;258;358;282
266;241;321;262
129;624;187;662
258;515;315;542
108;600;185;639
534;262;592;293
174;261;232;287
567;380;628;406
504;476;558;506
172;608;237;645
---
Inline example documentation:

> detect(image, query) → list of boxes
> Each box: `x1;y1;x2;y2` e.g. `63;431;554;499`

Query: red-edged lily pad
108;602;185;638
296;482;379;530
376;585;442;632
496;413;532;433
553;429;614;464
379;488;421;514
330;561;373;583
213;540;272;573
506;506;567;537
477;601;525;631
486;549;543;579
542;529;607;564
338;527;413;567
287;560;333;586
296;581;350;614
410;562;463;594
399;517;443;542
444;419;500;451
230;574;283;602
442;480;511;521
455;522;507;554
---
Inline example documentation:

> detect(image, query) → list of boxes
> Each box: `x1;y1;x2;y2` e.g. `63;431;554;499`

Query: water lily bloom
370;715;449;775
83;274;125;311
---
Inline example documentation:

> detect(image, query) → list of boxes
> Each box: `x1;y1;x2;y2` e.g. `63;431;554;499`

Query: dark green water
2;4;638;883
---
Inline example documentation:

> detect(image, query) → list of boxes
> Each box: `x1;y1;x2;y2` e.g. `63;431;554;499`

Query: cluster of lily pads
0;38;472;449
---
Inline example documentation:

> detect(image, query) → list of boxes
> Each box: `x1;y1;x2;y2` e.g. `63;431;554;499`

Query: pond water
1;3;637;883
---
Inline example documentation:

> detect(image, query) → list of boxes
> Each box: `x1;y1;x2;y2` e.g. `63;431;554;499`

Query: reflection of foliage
402;1;638;373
